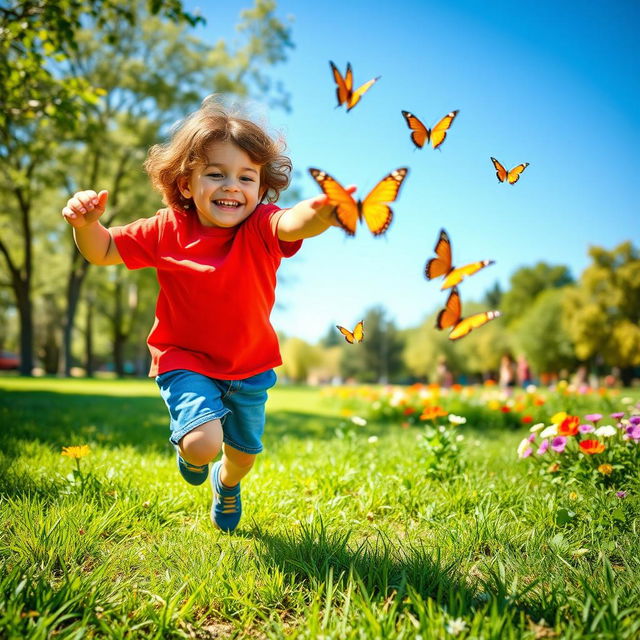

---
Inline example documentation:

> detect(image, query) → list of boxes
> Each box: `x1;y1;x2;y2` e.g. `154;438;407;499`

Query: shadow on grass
252;520;555;628
0;389;347;458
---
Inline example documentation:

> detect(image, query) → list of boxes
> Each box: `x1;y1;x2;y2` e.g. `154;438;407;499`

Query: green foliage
563;242;640;368
1;379;640;638
340;306;405;383
500;262;574;325
513;288;577;373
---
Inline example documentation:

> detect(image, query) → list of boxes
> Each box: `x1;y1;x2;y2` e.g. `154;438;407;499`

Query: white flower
594;425;617;437
446;617;468;636
540;425;558;438
526;384;538;394
456;434;465;442
350;416;367;426
448;414;467;425
517;438;532;458
529;422;545;433
367;436;378;444
389;391;407;407
621;397;633;405
438;425;446;433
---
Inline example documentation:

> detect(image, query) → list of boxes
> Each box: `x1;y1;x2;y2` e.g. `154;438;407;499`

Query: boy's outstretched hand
62;190;109;228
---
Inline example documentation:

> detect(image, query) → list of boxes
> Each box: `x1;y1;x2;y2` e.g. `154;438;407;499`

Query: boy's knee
179;421;222;466
224;448;257;469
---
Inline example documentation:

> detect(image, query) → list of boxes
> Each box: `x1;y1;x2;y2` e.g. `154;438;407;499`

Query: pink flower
537;439;549;455
578;424;594;433
585;413;602;424
616;491;628;499
551;436;567;453
625;424;640;441
610;412;625;420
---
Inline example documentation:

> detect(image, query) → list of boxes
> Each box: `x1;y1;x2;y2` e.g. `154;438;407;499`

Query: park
1;0;639;638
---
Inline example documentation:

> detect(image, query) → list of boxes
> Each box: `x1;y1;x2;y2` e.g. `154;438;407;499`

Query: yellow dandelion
61;445;90;459
550;411;567;425
597;463;613;475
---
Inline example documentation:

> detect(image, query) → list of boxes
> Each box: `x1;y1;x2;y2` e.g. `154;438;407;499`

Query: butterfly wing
436;287;462;330
506;162;529;184
336;324;356;343
360;167;409;236
491;157;508;182
352;320;364;343
441;260;495;289
330;61;350;107
346;75;381;111
401;111;430;149
425;228;452;280
309;168;359;236
449;310;501;341
430;110;459;149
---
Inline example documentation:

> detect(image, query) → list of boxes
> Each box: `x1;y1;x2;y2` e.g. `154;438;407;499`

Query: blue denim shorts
155;368;277;454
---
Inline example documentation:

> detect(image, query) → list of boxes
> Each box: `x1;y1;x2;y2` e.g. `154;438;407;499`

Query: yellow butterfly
336;320;364;344
425;228;495;290
401;110;459;149
309;167;408;237
436;287;501;341
491;157;529;184
330;61;380;112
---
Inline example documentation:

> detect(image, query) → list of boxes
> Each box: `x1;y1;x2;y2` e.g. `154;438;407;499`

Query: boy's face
179;141;263;228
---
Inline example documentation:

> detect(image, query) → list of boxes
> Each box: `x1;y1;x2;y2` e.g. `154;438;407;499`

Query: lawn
1;377;639;639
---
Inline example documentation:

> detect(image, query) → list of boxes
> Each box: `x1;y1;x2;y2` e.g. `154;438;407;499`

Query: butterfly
308;167;408;236
330;61;381;112
425;228;495;289
401;110;459;149
490;157;530;184
436;287;501;341
336;320;364;344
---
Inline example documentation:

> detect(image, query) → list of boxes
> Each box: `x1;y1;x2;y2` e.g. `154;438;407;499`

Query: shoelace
183;461;206;472
219;494;239;514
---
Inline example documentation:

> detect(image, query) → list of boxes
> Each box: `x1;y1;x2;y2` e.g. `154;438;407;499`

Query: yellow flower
550;411;567;425
569;491;578;500
597;463;613;475
61;445;90;459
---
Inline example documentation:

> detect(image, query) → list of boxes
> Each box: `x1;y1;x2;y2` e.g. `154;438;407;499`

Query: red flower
558;415;579;436
403;407;416;415
522;415;533;424
420;405;447;421
500;406;511;413
579;439;605;454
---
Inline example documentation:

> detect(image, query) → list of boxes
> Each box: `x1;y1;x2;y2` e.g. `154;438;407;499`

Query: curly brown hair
144;96;292;210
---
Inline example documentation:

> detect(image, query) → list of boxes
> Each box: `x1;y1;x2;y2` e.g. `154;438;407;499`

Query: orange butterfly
436;287;501;341
425;229;495;290
336;320;364;344
330;61;380;112
401;110;459;149
491;157;529;184
309;167;408;236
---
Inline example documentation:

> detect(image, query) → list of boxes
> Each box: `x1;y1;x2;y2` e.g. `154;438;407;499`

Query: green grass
1;378;639;639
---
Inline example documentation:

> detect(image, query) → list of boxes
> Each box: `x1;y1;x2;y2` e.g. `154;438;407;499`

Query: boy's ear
177;176;191;199
259;186;268;202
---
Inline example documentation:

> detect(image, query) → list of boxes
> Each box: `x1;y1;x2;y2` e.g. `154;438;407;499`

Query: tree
340;306;404;383
500;262;574;326
563;242;640;384
512;288;577;375
0;0;201;375
280;337;321;383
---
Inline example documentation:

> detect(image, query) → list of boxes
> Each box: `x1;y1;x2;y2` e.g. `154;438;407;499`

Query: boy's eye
206;172;223;178
240;176;254;182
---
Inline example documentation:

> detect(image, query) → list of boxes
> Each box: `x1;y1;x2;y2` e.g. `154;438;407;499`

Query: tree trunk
85;295;94;377
16;283;33;376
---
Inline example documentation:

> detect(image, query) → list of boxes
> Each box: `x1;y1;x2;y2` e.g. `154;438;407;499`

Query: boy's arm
277;188;355;242
62;190;123;266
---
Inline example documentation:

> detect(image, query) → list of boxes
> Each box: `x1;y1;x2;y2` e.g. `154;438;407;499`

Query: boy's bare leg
220;444;256;487
179;419;223;466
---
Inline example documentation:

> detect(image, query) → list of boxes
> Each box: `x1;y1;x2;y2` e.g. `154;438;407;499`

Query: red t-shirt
110;204;301;379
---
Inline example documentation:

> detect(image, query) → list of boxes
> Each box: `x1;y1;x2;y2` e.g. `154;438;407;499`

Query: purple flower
610;412;625;420
537;439;549;455
578;424;594;433
552;436;567;453
585;413;603;423
616;491;628;499
629;415;640;426
625;424;640;441
528;433;536;443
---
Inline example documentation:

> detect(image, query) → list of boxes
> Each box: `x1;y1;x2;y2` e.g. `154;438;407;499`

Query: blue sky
186;0;639;342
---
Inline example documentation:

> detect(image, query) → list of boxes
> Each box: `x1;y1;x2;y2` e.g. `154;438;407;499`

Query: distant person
499;353;517;390
61;96;351;533
516;355;532;387
435;355;453;387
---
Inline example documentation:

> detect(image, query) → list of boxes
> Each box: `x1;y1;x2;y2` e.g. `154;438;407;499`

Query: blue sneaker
175;447;208;486
210;461;242;532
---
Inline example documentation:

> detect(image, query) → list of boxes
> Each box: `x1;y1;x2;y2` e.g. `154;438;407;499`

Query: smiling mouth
214;199;242;208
